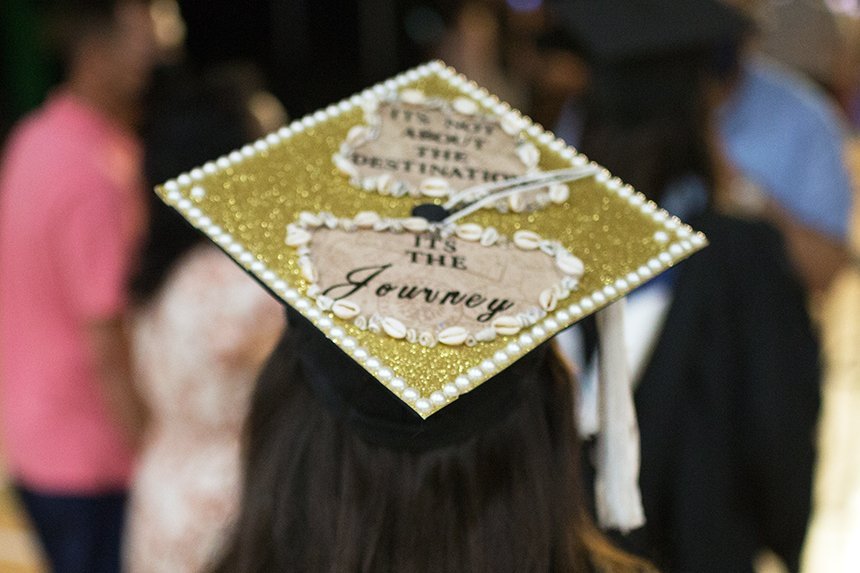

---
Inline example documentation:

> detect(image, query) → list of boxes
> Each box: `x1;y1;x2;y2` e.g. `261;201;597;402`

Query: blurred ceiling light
150;0;186;51
507;0;543;13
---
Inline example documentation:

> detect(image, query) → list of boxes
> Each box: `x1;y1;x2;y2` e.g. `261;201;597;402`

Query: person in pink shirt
0;1;157;571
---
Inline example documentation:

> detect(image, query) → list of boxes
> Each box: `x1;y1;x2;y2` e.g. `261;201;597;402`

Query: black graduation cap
547;0;751;125
550;0;751;64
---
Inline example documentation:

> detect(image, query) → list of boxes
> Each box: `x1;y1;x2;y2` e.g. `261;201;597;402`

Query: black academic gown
618;212;821;573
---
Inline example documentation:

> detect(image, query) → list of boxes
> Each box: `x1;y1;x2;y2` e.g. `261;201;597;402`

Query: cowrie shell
382;317;407;339
402;217;430;233
298;211;323;228
333;153;358;177
376;173;394;195
539;288;558;312
438;326;468;346
492;316;521;336
556;251;585;277
406;328;418;343
479;227;499;246
501;112;526;135
400;89;426;104
549;183;569;204
475;327;497;342
316;295;334;311
517;142;540;168
332;299;361;320
298;257;317;282
285;226;312;247
354;211;381;228
418;331;436;347
345;125;368;147
508;192;527;213
452;96;478;115
513;230;542;250
455;223;483;241
419;177;451;198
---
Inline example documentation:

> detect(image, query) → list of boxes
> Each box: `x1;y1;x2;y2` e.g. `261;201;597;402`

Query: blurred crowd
0;0;858;572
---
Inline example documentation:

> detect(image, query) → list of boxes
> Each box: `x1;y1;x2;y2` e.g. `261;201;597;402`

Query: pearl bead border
157;59;708;419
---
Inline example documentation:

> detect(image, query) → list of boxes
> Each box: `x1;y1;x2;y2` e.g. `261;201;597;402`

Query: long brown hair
212;326;651;572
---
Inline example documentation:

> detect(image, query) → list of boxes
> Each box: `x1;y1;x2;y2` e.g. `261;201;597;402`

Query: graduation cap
155;61;707;531
546;0;751;125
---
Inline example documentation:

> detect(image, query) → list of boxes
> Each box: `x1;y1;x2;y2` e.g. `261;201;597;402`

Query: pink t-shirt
0;91;145;493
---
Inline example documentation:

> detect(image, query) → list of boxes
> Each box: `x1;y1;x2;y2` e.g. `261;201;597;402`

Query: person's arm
84;316;148;449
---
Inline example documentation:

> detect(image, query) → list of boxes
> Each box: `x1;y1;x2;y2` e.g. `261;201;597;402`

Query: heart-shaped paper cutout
285;211;584;347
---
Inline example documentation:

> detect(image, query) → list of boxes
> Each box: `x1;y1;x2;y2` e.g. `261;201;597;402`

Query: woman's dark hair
130;65;261;303
211;323;651;572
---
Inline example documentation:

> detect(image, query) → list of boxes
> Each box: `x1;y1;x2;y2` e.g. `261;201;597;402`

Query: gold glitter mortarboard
155;61;707;529
156;60;705;418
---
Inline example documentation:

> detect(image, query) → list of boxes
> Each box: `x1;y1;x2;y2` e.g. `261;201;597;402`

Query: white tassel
594;299;645;532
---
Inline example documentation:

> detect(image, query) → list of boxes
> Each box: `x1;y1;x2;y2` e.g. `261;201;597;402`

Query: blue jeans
15;484;127;573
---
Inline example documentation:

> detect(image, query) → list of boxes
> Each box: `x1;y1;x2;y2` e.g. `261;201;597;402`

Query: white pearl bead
391;378;406;390
275;281;289;292
654;230;669;243
443;384;458;397
342;337;357;349
467;368;483;380
592;292;606;304
365;358;380;370
306;308;320;319
318;317;333;329
581;297;595;310
669;244;684;257
378;368;393;380
266;133;280;146
178;173;192;186
239;252;253;264
296;298;310;310
229;151;243;164
354;349;368;360
518;333;534;346
203;162;217;174
493;351;508;364
430;392;445;405
568;304;583;316
455;376;471;389
658;252;672;264
603;285;617;298
648;258;662;272
329;327;344;339
481;360;495;373
177;198;192;211
403;388;418;401
278;126;293;138
251;262;265;273
544;318;559;330
415;399;431;411
216;157;230;169
531;326;546;338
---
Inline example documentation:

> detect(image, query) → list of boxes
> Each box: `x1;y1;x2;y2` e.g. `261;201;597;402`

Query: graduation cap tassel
595;299;646;532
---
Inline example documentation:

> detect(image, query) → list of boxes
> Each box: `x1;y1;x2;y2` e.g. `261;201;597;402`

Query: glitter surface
155;62;706;418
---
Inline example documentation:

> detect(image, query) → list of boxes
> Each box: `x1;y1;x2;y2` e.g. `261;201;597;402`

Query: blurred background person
0;0;154;572
0;0;157;571
123;65;285;573
547;1;821;571
717;0;855;294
